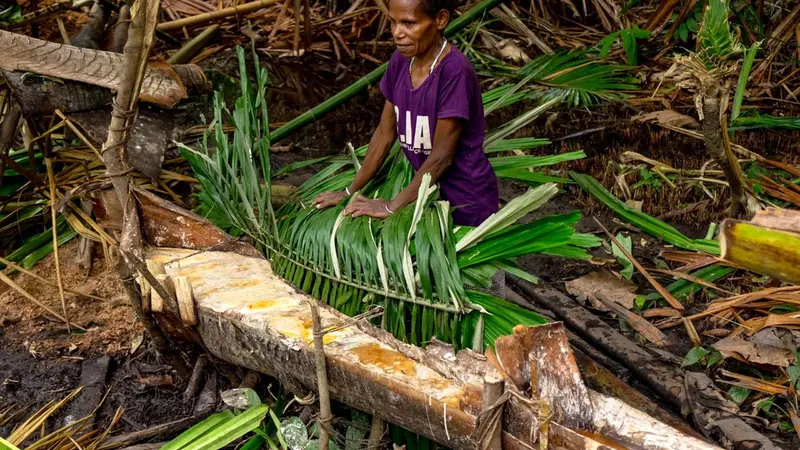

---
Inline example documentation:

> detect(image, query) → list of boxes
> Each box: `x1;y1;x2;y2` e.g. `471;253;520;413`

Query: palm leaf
184;48;619;351
570;171;720;254
696;0;743;67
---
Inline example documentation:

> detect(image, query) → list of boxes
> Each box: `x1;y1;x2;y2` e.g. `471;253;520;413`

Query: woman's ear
435;9;449;30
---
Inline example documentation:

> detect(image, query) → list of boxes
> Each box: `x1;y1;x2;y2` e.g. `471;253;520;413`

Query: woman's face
388;0;448;58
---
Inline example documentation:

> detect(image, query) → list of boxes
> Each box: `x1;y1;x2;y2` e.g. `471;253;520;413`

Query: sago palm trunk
701;96;753;219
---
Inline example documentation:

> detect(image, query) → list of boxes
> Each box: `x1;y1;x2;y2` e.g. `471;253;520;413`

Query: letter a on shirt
413;116;431;150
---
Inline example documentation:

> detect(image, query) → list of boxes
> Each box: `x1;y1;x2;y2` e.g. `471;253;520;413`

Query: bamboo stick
157;0;283;32
270;0;509;143
167;25;220;64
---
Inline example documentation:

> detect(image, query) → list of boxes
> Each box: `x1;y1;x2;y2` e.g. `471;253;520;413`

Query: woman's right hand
312;191;348;209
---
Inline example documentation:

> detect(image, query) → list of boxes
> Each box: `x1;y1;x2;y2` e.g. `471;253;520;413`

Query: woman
312;0;499;228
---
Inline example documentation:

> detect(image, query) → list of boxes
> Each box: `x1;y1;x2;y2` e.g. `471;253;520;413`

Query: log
720;217;800;284
0;30;208;108
511;279;782;450
525;323;594;430
147;247;722;450
96;186;264;258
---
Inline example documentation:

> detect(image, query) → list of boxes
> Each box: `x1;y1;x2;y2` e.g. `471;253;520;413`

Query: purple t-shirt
379;47;499;227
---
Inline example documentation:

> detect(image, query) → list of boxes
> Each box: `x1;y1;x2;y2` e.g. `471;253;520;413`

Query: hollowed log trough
119;192;720;450
143;248;719;450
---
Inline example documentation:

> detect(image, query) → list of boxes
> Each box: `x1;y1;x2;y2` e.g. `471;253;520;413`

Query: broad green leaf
611;233;634;280
280;417;309;450
788;365;800;388
727;386;751;405
681;346;710;367
221;388;262;410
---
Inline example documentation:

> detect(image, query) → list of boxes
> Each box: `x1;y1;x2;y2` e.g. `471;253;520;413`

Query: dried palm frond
1;387;122;450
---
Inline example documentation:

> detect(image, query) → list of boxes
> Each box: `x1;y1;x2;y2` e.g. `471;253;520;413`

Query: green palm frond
184;48;617;350
518;52;638;106
730;114;800;131
696;0;743;68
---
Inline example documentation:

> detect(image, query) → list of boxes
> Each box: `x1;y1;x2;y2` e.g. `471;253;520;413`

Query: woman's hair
418;0;457;20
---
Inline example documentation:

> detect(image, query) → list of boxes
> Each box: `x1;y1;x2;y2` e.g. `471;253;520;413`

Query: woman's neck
414;35;445;66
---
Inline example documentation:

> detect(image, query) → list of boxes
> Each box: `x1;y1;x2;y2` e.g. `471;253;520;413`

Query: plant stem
702;97;752;219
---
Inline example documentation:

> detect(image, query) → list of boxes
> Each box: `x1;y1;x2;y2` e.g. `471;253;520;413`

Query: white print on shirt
395;106;432;155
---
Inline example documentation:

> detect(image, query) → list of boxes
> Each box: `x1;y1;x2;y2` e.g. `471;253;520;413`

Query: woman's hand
313;191;347;209
344;196;392;219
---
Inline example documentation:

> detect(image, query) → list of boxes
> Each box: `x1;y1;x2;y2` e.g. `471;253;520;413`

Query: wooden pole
308;301;332;450
156;0;283;31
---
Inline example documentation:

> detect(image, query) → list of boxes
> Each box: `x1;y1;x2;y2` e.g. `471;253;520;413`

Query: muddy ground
2;39;799;447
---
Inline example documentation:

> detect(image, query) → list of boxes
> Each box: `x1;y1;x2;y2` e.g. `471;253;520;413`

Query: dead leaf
138;374;174;387
641;307;681;318
631;109;698;127
130;333;144;355
565;269;637;311
790;412;800;440
496;39;530;63
624;199;643;212
712;333;796;367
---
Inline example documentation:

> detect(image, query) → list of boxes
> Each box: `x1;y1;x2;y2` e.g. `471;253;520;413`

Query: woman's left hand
344;196;392;219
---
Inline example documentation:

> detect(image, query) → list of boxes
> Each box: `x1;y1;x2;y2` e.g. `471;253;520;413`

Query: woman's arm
345;118;462;218
313;100;397;208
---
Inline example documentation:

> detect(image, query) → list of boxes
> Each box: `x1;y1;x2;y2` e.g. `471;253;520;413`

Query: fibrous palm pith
182;46;633;349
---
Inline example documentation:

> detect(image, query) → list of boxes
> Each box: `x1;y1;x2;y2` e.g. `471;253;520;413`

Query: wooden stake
174;276;197;325
527;322;594;430
308;301;332;450
479;373;504;450
45;157;70;332
140;260;166;313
